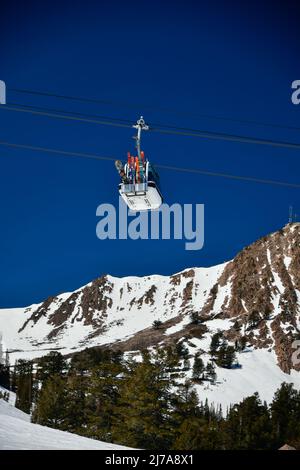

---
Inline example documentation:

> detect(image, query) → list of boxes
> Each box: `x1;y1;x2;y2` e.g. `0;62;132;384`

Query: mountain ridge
1;223;300;409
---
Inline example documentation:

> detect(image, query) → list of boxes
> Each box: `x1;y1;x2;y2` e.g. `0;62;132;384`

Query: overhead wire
0;104;132;129
8;101;134;125
10;86;300;133
0;140;300;189
1;92;300;189
1;103;300;152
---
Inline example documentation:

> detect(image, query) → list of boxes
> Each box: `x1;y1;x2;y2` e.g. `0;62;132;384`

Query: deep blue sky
1;0;300;307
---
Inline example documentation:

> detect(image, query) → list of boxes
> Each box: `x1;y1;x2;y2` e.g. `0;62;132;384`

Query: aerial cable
0;140;116;163
0;140;300;189
0;104;132;129
155;163;300;189
0;105;300;150
8;101;134;125
1;103;300;152
149;126;300;151
9;86;300;133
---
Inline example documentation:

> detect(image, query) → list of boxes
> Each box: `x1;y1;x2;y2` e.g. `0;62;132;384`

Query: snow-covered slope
0;386;16;406
0;263;225;361
0;399;130;450
1;223;300;409
183;332;300;411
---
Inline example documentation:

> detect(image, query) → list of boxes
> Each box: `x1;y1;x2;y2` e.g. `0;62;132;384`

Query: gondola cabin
118;159;162;211
115;116;163;211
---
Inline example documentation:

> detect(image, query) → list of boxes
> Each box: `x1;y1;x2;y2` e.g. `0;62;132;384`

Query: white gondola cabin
115;117;163;211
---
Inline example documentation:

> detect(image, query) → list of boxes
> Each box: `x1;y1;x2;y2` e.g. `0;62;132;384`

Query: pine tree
111;354;173;449
15;360;33;414
192;353;205;382
152;320;163;329
215;342;236;369
176;342;189;359
205;361;216;384
70;347;111;373
173;416;203;449
174;393;223;450
32;374;68;429
174;417;222;450
36;351;67;385
173;381;199;419
190;312;200;325
209;331;223;358
111;349;124;365
171;381;201;448
224;392;272;449
164;345;180;371
63;373;88;434
203;398;210;420
270;382;300;447
10;364;17;393
85;362;123;441
0;363;10;389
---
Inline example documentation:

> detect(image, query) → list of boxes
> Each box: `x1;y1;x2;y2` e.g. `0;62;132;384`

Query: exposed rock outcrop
15;223;300;373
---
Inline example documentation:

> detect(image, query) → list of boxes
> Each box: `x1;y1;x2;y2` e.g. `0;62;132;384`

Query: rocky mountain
1;223;300;408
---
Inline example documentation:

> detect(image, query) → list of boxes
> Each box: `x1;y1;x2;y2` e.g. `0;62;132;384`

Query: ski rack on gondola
115;116;163;211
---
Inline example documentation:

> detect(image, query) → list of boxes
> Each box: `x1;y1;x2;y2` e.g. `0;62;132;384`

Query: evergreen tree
190;312;200;325
112;354;173;449
152;320;163;330
111;350;124;365
15;360;33;414
25;347;300;450
173;381;199;420
171;381;201;448
224;392;272;450
205;361;216;384
215;342;236;369
0;363;10;389
85;362;123;441
164;345;180;372
174;393;223;450
174;417;222;450
270;382;300;447
203;398;210;420
173;416;202;450
70;347;112;373
63;372;88;434
36;351;67;385
10;364;17;393
192;353;205;382
209;331;223;358
32;374;68;429
175;342;189;359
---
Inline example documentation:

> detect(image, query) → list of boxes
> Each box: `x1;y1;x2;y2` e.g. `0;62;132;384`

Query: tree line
1;343;300;450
